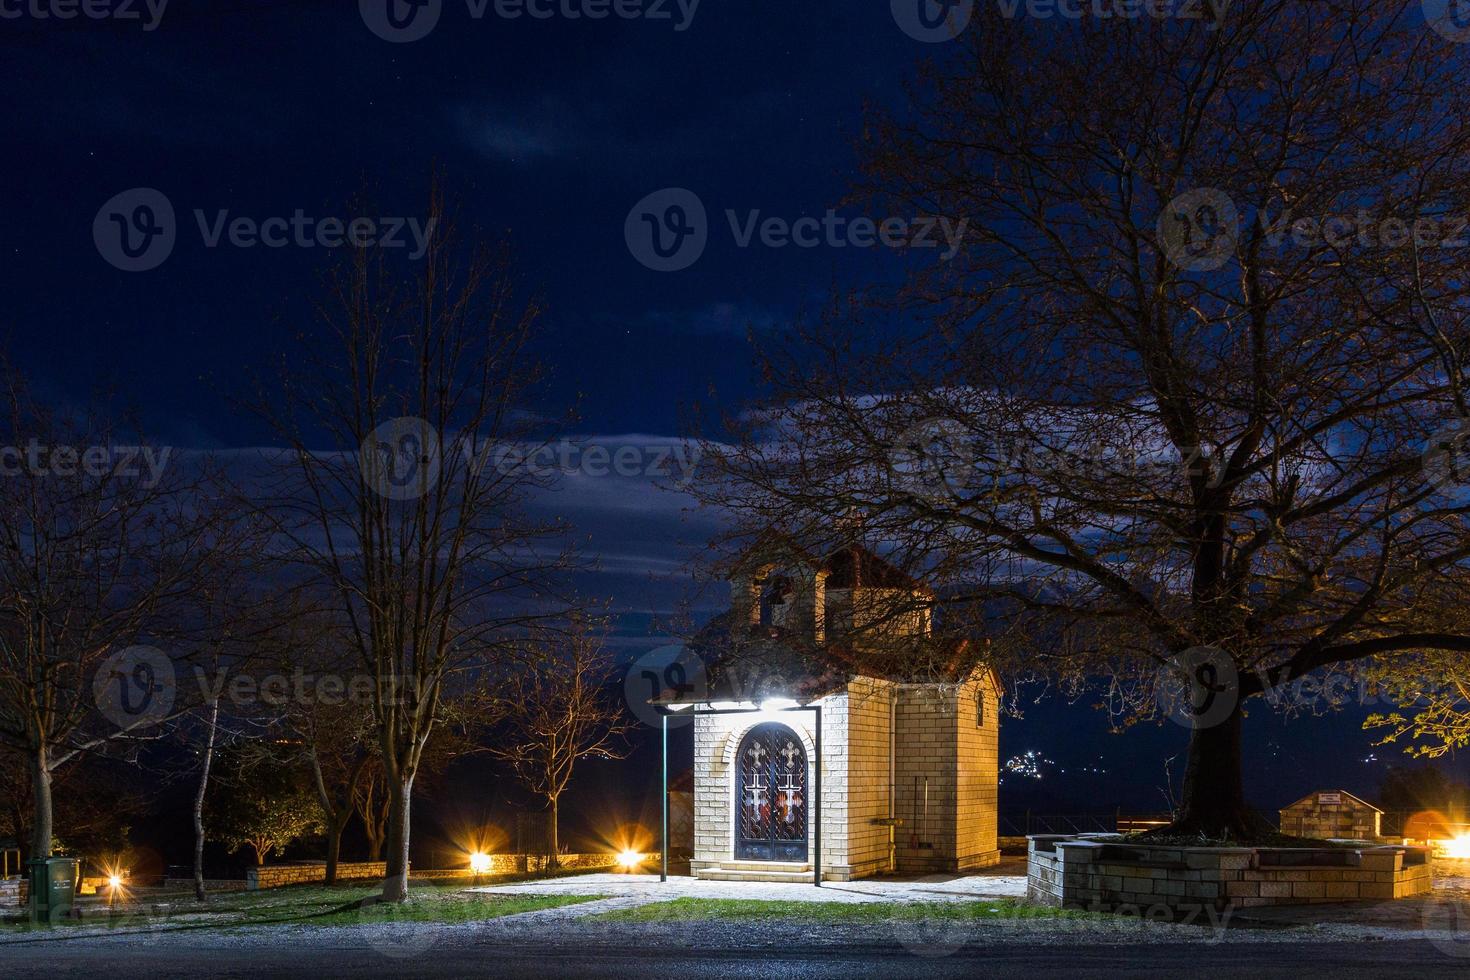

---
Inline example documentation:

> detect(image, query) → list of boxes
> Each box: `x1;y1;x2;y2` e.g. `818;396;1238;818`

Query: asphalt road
2;940;1467;978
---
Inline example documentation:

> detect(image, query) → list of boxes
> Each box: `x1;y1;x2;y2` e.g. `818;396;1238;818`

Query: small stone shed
1279;789;1382;841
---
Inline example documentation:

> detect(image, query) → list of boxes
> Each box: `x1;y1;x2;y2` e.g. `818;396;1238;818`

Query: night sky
4;1;1465;858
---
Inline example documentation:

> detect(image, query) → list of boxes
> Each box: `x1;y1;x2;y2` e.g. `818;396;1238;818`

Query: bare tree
258;181;572;901
694;2;1470;839
489;618;630;865
0;368;239;858
490;620;629;863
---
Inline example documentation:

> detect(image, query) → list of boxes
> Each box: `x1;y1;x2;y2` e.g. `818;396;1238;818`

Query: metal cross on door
734;722;808;861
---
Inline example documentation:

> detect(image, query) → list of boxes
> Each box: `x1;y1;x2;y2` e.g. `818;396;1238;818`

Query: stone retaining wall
466;852;656;875
246;861;388;890
245;853;655;890
161;877;250;892
1027;835;1431;914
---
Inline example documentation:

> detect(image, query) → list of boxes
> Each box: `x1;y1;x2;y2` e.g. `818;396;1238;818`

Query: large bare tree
694;1;1470;839
261;182;571;901
0;369;236;858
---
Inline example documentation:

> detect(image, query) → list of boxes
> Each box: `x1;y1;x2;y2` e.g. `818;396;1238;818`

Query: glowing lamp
469;852;492;874
108;875;122;890
617;849;642;870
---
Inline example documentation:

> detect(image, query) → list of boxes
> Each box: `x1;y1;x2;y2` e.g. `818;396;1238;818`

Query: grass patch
311;892;598;927
595;898;1085;925
1;881;602;936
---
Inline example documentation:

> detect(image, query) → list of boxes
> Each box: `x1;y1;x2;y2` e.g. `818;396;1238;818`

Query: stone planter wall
1027;835;1431;914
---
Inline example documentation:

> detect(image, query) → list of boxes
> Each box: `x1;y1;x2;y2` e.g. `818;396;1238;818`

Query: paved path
472;867;1030;922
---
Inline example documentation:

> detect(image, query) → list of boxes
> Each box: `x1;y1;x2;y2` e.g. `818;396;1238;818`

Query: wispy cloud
451;100;579;165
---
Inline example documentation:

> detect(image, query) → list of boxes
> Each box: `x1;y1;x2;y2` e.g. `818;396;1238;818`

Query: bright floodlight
617;849;641;869
108;875;122;889
1445;835;1470;859
469;852;492;874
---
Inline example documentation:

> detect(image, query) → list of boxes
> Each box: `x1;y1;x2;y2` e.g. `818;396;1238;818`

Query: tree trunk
325;818;344;886
193;697;220;902
546;798;560;870
306;749;355;888
28;743;52;860
365;823;384;863
380;776;413;902
1170;702;1271;840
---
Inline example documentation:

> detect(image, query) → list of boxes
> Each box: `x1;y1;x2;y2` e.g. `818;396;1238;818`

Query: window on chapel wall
975;692;985;728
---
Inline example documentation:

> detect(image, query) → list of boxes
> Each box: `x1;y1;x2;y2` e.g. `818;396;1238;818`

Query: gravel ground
5;866;1469;960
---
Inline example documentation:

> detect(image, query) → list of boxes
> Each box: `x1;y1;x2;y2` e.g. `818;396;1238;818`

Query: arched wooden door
734;723;808;862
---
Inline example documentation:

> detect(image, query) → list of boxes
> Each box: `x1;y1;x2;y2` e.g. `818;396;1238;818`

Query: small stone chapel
654;541;1001;882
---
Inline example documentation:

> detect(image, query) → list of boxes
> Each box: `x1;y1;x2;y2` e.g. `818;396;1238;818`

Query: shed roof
1281;789;1383;813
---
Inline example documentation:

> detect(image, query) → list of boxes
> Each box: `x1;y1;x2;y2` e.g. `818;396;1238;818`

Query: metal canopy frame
657;703;823;887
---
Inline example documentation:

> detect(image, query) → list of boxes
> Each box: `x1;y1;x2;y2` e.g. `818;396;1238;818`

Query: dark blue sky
3;0;920;444
4;0;1464;817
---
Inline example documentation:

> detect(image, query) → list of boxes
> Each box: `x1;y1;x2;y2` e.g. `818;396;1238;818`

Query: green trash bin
27;857;79;924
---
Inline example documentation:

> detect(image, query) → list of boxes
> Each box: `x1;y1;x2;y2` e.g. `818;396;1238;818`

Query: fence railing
999;812;1168;837
1379;810;1470;840
1000;809;1278;838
